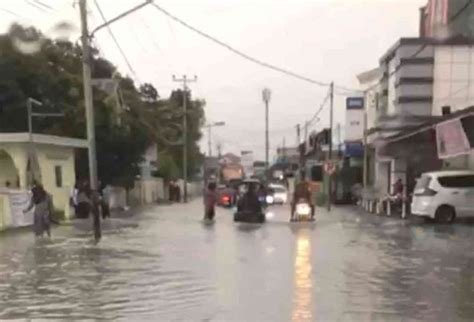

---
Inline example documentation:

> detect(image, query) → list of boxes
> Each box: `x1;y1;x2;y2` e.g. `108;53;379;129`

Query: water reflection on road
1;201;474;321
291;228;312;321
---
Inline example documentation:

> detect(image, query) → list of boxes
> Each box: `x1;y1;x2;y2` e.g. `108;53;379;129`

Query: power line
93;0;139;82
150;3;333;88
24;0;49;13
307;89;331;127
0;7;29;20
32;0;55;11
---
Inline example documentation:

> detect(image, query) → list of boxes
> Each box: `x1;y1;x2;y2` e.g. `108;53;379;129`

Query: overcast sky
0;0;427;160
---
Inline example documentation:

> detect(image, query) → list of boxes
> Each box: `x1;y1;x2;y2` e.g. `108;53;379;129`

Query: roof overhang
0;133;88;149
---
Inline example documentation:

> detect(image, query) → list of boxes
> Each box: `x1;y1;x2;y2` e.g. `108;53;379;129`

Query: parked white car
411;170;474;223
269;184;288;204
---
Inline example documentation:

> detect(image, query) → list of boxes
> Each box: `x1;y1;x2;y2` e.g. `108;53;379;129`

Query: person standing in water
24;184;53;238
204;182;217;221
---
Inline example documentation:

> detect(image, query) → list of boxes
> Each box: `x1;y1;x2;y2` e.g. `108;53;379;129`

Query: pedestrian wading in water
204;182;217;221
24;184;54;238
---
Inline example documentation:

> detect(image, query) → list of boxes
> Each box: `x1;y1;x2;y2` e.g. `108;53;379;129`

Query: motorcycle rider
291;171;314;221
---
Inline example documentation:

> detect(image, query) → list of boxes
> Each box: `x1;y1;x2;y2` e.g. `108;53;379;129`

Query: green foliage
0;24;206;187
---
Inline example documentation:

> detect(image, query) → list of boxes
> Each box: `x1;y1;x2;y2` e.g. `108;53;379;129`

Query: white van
411;170;474;223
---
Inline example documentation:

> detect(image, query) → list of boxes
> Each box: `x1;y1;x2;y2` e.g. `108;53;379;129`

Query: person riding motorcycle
237;183;262;215
291;174;315;221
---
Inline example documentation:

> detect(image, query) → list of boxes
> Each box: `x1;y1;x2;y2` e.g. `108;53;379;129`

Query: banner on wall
9;191;33;227
436;118;471;159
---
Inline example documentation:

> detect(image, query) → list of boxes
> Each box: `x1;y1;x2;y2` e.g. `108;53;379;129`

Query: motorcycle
292;199;313;222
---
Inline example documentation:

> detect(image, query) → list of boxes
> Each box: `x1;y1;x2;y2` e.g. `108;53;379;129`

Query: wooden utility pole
79;0;101;242
327;82;334;212
173;75;197;203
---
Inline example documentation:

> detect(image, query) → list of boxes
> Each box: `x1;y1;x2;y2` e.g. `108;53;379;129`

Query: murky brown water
1;201;474;321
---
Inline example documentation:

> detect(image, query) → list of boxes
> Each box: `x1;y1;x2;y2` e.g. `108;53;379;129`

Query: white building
360;36;474;198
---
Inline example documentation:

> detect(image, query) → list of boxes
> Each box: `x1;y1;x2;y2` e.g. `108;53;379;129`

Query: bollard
376;200;381;215
402;200;407;219
386;199;391;216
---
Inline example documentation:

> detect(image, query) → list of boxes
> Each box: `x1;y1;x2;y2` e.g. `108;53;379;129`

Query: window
414;175;431;192
438;175;474;188
55;166;62;188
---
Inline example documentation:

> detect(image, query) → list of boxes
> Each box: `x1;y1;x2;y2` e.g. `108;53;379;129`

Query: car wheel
435;205;456;224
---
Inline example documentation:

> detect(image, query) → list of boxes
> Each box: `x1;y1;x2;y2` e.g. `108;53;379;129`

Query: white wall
375;161;390;195
387;58;397;115
433;45;474;115
363;83;381;131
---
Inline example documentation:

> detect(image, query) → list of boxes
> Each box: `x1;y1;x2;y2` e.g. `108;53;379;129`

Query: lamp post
26;98;64;185
262;88;271;175
205;121;225;157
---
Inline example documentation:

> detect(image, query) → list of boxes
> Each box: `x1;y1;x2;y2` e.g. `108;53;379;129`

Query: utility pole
217;142;222;159
205;121;225;157
79;0;151;241
27;98;64;185
262;88;271;176
173;75;197;203
304;121;309;143
296;124;301;146
79;0;101;242
337;123;342;158
327;82;334;212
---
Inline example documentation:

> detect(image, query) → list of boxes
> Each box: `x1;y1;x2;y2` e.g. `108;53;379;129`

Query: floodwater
1;200;474;321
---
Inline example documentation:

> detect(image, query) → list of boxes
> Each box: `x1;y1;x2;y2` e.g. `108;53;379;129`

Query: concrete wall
130;178;166;206
375;161;390;195
0;150;18;187
396;83;433;98
0;143;77;222
0;194;11;231
35;146;76;219
387;59;397;115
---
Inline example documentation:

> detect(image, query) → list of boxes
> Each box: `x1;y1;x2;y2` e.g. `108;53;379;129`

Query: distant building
220;152;241;165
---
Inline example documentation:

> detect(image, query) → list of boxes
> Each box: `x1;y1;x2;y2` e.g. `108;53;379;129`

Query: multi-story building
361;34;474;197
420;0;474;39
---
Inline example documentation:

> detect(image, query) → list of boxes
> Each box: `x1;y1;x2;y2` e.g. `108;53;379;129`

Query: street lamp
262;88;271;173
26;98;64;185
205;121;225;157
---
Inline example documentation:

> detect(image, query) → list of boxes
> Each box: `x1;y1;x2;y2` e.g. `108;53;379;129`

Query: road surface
1;200;474;321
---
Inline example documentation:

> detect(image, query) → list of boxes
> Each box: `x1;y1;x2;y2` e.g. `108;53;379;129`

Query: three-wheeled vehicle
234;179;267;223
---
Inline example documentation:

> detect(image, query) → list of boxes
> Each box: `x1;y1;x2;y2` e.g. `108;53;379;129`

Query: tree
139;82;159;102
0;24;206;187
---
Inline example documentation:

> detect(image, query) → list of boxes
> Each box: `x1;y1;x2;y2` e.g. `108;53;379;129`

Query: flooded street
1;201;474;321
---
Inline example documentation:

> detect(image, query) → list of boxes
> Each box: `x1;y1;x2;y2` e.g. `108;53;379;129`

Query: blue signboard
346;97;364;110
345;142;364;157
